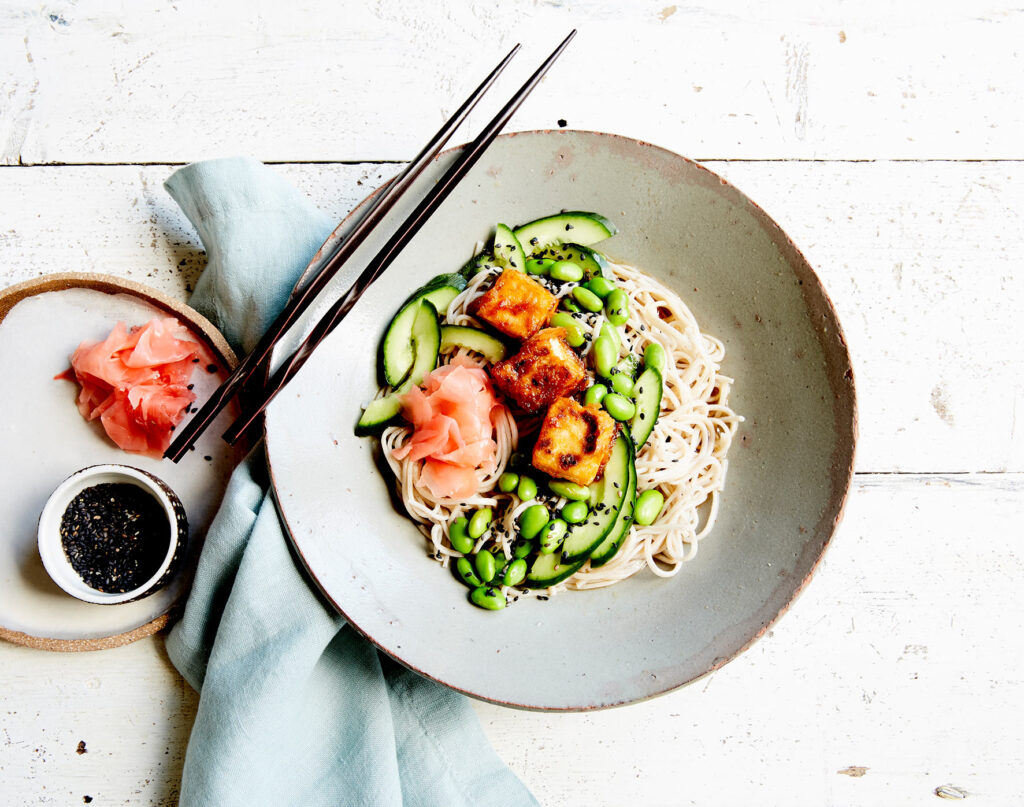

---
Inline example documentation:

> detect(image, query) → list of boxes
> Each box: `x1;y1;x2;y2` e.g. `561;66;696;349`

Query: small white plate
0;274;240;651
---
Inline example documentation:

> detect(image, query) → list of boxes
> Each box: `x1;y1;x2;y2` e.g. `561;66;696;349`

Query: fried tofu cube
469;269;558;340
532;398;618;486
490;327;587;413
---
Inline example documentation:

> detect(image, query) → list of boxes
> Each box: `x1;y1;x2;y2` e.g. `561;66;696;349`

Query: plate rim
266;129;858;709
0;271;237;653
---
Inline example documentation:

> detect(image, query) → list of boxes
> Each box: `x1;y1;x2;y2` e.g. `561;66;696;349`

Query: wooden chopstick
163;43;522;462
221;30;577;446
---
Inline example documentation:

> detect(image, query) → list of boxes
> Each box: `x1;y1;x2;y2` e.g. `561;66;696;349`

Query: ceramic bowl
264;130;857;710
37;464;188;605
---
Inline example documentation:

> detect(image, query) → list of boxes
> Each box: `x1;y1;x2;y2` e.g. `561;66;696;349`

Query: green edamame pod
468;507;493;539
572;286;604;313
503;559;528;586
586;276;616;299
456;557;483;588
474;549;497;583
561;500;589;524
643;342;667;373
634;490;666;526
517;475;538;502
539;518;568;554
549;260;584;282
592;335;617;379
470;586;506;610
497;472;519;493
605;289;630;326
548;480;591;501
602;392;636;422
448;517;474;554
518;504;550;540
584;383;608;407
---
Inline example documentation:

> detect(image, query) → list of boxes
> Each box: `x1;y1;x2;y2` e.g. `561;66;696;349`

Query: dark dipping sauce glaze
59;483;169;593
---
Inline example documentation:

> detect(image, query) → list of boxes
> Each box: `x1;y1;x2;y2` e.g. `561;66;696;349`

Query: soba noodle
378;259;741;596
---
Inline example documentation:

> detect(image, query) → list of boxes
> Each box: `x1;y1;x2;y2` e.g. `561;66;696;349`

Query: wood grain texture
0;161;1020;473
1;0;1023;164
2;474;1020;805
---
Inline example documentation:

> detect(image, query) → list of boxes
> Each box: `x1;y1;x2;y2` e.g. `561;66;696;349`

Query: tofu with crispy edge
490;327;587;413
532;397;619;486
469;268;558;340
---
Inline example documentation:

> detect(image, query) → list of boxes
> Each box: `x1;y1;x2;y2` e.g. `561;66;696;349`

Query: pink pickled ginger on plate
392;358;503;499
63;317;203;455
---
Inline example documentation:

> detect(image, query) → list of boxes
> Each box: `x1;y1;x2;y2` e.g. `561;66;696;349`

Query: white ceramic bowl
37;464;188;605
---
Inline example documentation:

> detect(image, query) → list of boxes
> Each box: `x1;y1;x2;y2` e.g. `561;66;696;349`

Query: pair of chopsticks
165;30;576;462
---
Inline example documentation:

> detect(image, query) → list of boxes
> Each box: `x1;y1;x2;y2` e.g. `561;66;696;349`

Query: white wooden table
2;2;1022;804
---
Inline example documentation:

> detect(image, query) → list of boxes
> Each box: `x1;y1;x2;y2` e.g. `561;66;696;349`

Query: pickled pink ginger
63;317;202;455
392;358;503;499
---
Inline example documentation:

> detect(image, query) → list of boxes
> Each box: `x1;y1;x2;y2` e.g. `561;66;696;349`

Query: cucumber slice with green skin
629;367;663;451
459;223;526;279
514;212;617;256
524;550;586;588
381;274;464;387
589;443;637;567
525;242;611;279
440;325;508;363
358;301;441;434
559;433;633;563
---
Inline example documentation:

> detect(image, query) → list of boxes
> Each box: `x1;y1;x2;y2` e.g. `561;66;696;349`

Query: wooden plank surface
2;474;1020;805
1;0;1023;164
0;161;1020;473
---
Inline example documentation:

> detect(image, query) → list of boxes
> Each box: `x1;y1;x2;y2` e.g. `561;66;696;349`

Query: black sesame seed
530;237;539;246
206;364;217;373
565;224;574;231
640;413;646;420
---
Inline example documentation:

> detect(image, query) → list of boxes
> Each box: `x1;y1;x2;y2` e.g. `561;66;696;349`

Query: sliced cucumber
615;353;641;381
381;273;464;387
514;212;617;255
440;325;508;364
629;367;662;451
525;242;611;279
460;223;526;279
560;433;632;563
524;550;585;589
358;301;440;434
589;444;637;567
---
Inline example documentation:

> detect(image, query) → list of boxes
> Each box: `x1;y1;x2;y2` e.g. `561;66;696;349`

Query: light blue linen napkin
163;157;537;807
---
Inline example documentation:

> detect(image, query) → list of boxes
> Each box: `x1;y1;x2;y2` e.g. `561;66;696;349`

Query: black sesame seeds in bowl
37;465;188;605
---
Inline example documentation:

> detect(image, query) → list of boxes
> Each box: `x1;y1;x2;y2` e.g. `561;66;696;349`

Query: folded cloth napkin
164;157;538;807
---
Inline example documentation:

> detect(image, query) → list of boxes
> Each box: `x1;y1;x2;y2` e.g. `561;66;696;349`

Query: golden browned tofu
532;398;618;486
469;269;558;340
490;327;587;413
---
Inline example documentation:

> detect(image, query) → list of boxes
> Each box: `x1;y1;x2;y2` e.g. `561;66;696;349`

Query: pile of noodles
378;259;741;596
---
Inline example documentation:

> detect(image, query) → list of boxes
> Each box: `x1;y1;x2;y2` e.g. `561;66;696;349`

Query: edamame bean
474;549;497;583
456;557;483;587
525;258;555;276
602;392;636;422
643;342;667;373
539;518;568;554
549;260;584;282
498;472;519;493
470;586;506;610
586;276;616;299
561;500;589;524
448;517;474;554
611;372;634;397
549;312;585;347
584;383;608;407
513;538;534;559
503;559;528;586
517;475;538;502
599;321;620;353
605;289;630;326
468;507;493;539
518;504;550;540
634;490;666;526
572;286;604;313
560;298;582;313
548;480;591;501
592;335;617;379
